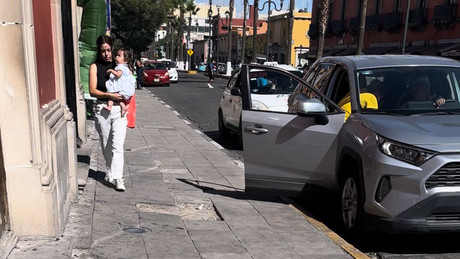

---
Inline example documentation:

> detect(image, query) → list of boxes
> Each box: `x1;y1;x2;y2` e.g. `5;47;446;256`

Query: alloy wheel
341;177;358;229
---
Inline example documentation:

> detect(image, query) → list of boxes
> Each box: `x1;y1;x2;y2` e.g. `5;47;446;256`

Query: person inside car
399;76;446;109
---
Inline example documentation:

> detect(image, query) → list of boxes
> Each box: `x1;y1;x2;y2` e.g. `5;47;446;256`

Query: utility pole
252;0;259;63
357;0;368;55
402;0;411;54
286;0;294;65
241;0;248;64
226;0;234;76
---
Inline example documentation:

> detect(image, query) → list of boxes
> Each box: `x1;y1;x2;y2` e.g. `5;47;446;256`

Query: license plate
154;78;160;82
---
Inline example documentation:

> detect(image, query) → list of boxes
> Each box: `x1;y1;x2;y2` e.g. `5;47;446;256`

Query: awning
418;44;459;56
386;45;429;54
337;48;358;56
363;46;397;55
323;48;347;56
440;44;460;57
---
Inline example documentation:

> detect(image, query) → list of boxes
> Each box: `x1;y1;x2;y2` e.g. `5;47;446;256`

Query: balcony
408;8;428;31
365;14;383;31
308;23;318;39
331;20;346;36
383;12;401;33
433;4;457;30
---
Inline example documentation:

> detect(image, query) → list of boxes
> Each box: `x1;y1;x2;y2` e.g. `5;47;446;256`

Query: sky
195;0;312;18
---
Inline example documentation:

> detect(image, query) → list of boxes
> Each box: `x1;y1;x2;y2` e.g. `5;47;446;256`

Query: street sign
187;49;194;56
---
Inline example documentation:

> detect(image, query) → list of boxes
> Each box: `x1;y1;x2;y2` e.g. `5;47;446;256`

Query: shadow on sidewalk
177;178;285;203
88;169;116;188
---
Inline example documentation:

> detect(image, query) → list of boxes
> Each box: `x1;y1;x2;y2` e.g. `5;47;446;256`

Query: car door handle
244;125;268;134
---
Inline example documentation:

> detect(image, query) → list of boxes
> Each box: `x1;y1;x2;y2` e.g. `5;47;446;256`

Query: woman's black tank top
94;60;115;101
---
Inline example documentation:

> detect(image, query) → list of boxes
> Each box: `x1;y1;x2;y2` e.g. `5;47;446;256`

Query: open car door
240;64;346;193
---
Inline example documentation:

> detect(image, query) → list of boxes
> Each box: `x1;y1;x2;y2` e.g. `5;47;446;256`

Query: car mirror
230;88;241;96
297;98;329;125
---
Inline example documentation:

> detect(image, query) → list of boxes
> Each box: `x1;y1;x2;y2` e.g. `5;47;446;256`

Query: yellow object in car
339;93;378;121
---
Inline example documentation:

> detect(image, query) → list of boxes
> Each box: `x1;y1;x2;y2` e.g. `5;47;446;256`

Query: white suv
158;58;178;82
218;64;302;144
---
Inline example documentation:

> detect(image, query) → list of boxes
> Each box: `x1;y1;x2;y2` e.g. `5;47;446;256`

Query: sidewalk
8;89;352;258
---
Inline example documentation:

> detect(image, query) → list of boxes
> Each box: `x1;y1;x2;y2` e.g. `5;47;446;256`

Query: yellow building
269;11;311;66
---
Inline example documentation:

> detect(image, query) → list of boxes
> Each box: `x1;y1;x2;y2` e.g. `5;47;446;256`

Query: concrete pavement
8;88;353;258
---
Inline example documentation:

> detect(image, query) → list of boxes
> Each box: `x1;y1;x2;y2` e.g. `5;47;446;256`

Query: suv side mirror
297;98;329;125
230;88;241;96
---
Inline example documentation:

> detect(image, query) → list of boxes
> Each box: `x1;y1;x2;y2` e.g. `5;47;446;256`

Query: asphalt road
145;71;460;259
146;71;243;160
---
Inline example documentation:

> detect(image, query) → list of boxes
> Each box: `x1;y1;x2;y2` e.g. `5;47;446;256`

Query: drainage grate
122;227;150;233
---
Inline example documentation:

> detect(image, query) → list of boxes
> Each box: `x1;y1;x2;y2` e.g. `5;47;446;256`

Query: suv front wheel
339;164;364;236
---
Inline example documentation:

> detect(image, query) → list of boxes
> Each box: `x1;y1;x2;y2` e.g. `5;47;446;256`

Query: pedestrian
89;35;127;191
207;59;215;88
135;58;143;89
105;47;136;117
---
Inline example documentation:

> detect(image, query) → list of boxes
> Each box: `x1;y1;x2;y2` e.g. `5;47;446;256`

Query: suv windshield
357;66;460;115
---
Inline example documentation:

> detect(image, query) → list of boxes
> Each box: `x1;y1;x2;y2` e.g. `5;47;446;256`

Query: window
375;0;382;15
249;69;300;112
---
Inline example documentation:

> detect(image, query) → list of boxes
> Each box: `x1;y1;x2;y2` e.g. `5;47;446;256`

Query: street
146;71;460;259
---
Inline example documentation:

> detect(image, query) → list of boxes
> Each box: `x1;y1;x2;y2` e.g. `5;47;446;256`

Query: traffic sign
187;49;194;56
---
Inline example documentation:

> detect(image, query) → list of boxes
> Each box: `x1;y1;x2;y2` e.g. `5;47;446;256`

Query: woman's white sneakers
115;179;126;191
105;174;125;191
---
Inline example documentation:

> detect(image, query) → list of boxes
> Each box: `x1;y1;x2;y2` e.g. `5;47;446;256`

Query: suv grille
425;163;460;189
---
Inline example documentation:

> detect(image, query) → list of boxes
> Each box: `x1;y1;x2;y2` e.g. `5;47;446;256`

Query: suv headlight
378;136;435;166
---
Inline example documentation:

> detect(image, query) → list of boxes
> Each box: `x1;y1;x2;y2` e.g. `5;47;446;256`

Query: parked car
196;62;206;72
235;55;460;234
158;58;178;83
218;63;303;144
142;61;170;86
217;63;226;74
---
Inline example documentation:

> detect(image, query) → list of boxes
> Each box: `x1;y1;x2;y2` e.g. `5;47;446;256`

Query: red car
142;61;170;86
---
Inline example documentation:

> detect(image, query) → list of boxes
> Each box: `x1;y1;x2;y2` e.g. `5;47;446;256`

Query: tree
173;0;187;67
111;0;173;58
316;0;329;59
185;0;199;69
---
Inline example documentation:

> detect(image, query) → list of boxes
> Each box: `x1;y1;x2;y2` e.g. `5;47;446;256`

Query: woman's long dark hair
96;35;113;62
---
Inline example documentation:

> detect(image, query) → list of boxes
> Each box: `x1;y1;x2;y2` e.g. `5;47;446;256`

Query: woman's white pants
94;104;127;180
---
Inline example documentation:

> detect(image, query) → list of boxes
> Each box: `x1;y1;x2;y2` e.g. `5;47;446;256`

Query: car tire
339;164;364;236
218;110;229;137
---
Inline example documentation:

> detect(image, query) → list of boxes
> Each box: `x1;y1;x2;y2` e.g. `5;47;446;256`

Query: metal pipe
402;0;411;54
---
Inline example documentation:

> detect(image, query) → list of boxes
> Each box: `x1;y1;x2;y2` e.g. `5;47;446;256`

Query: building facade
308;0;460;61
0;0;85;251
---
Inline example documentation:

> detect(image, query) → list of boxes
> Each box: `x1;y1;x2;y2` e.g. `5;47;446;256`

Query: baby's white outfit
106;64;136;100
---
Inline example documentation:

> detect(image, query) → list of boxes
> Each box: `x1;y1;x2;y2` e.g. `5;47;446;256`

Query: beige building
0;0;85;253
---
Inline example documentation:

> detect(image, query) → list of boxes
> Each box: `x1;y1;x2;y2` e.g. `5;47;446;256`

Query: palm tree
185;0;200;70
173;0;187;69
316;0;329;59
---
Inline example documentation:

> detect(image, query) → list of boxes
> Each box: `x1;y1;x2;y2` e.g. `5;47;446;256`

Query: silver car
240;55;460;234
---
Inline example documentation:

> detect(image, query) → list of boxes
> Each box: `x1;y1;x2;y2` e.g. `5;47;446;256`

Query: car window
356;67;460;114
145;63;166;70
249;69;300;112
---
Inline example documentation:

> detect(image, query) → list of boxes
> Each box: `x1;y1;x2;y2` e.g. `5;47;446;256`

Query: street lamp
226;0;234;76
257;0;284;62
208;6;213;64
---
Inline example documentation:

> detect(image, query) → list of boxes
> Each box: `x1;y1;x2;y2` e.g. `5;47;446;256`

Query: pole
208;0;213;64
402;0;411;54
265;0;271;61
241;0;248;64
286;0;294;65
252;0;259;63
226;0;234;76
356;0;368;55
